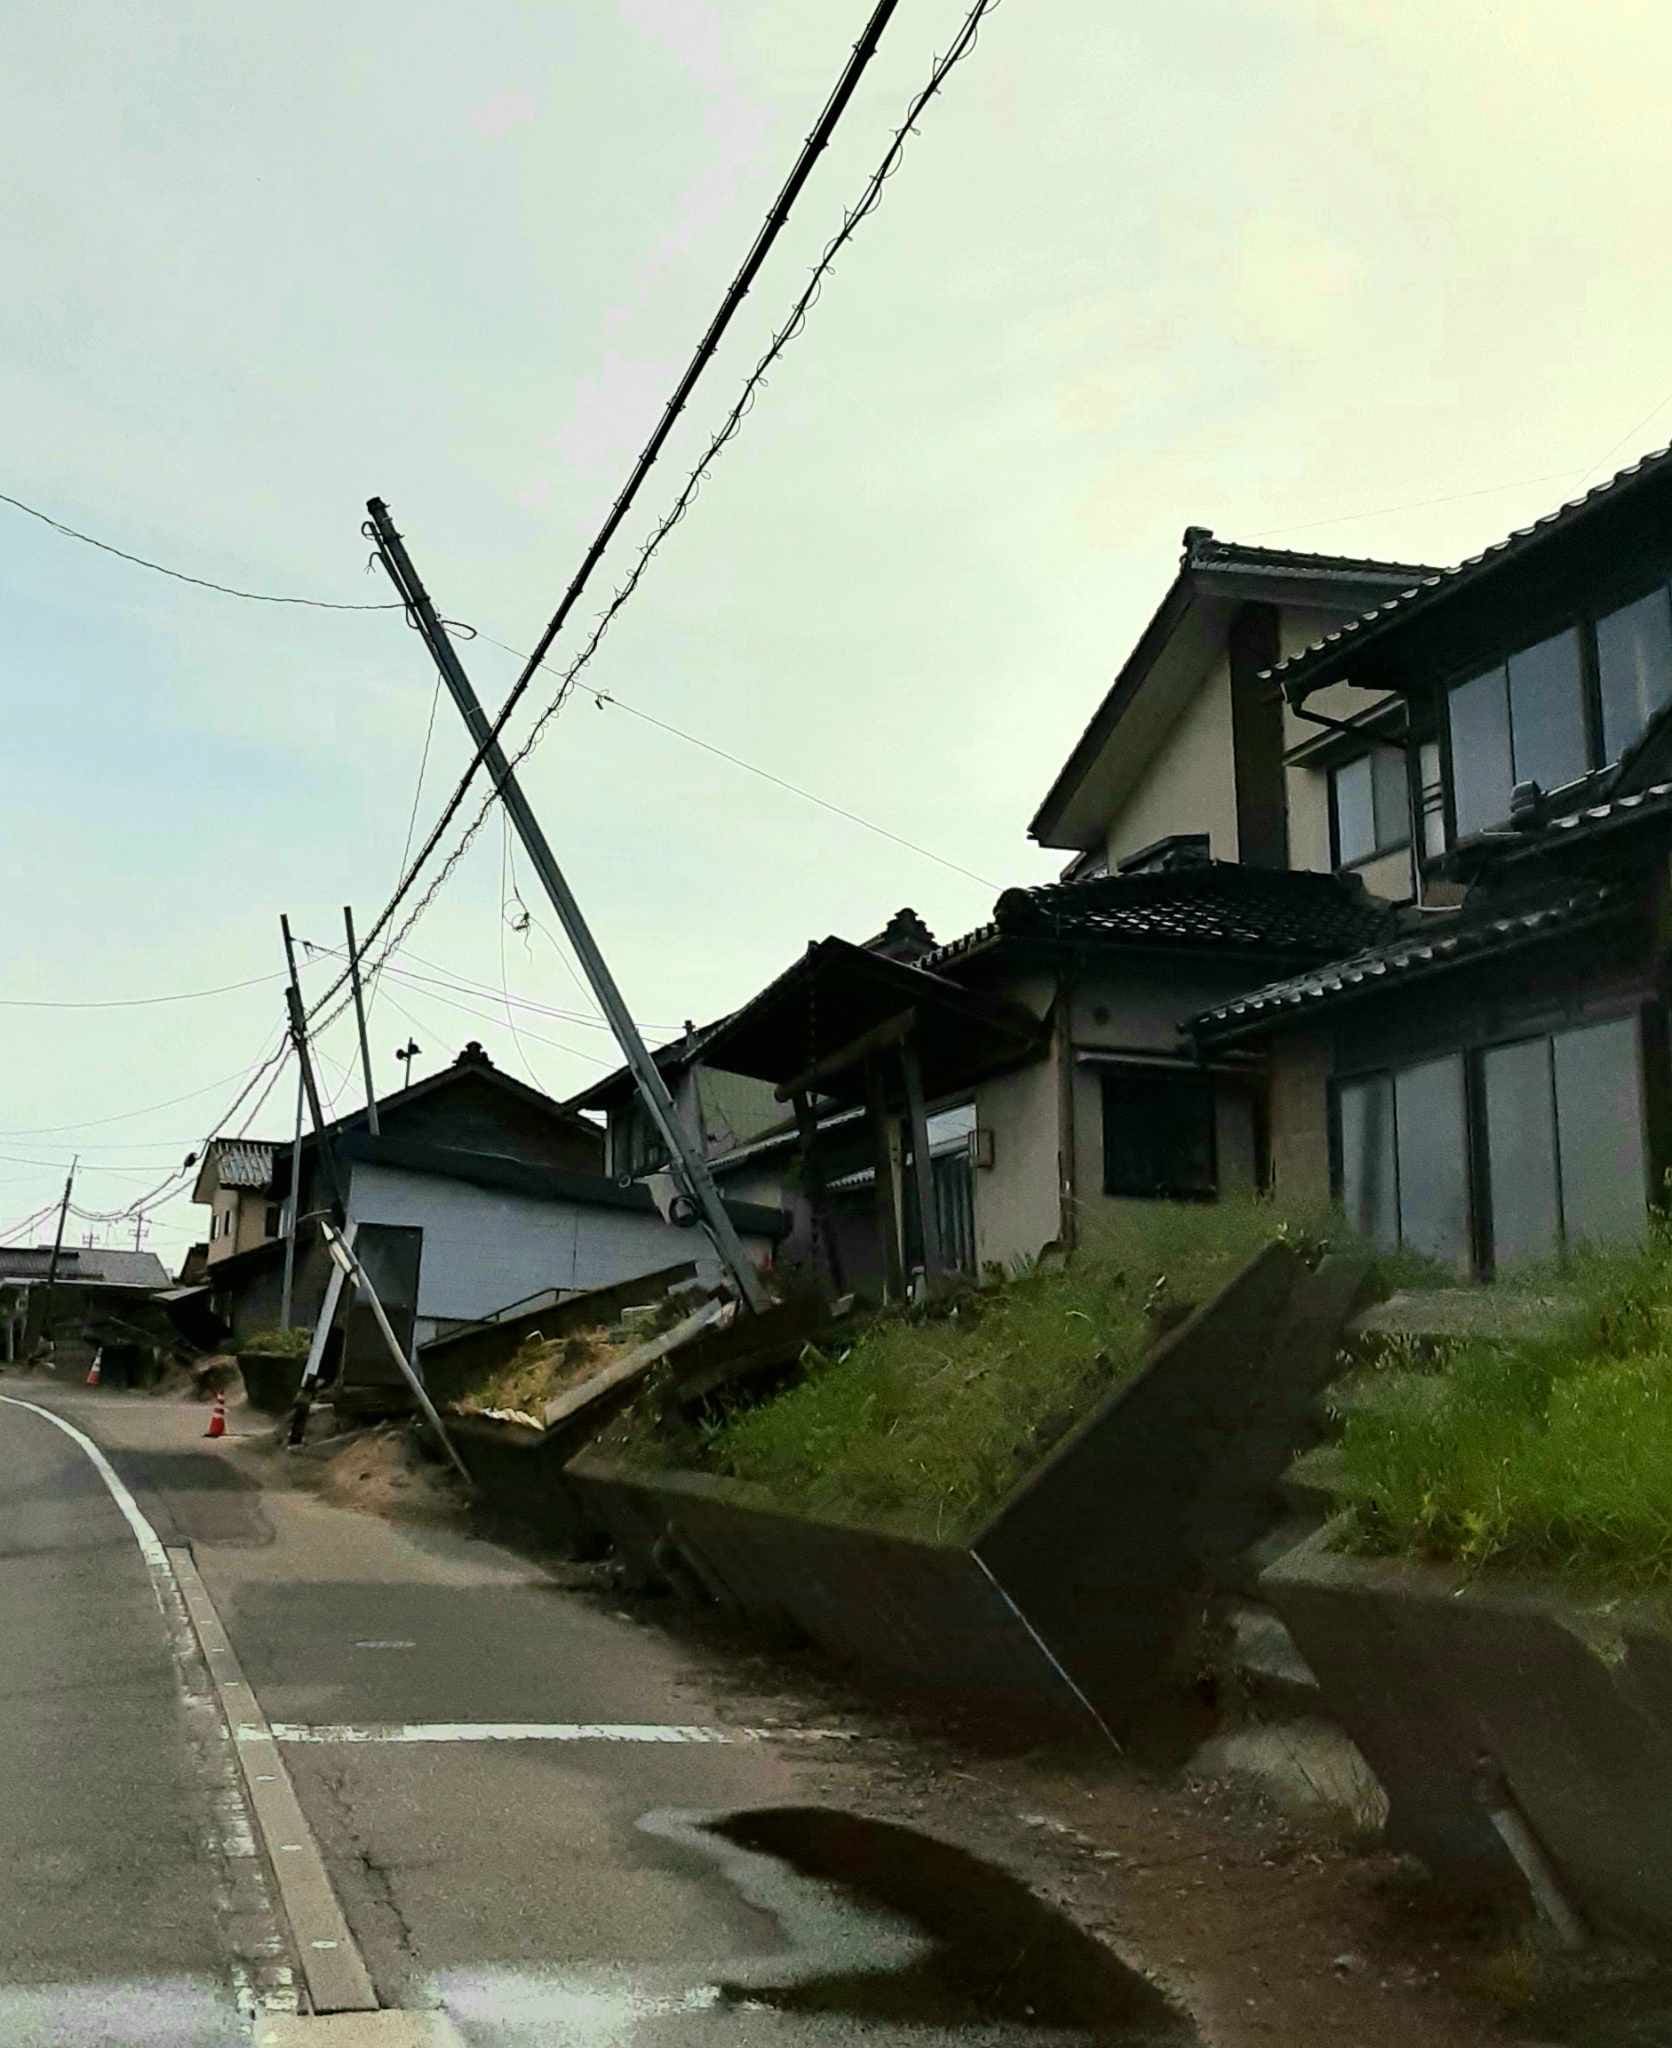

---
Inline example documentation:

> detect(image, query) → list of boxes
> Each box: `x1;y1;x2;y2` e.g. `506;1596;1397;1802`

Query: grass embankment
611;1196;1338;1542
1338;1238;1672;1588
237;1325;310;1357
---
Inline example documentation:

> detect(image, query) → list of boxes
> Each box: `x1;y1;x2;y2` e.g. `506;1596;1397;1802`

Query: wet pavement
1;1383;1196;2045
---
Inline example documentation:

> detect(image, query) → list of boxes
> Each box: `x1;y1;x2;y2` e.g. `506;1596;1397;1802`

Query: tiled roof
926;862;1398;971
0;1246;171;1287
1192;880;1627;1040
1183;529;1439;586
1268;441;1672;699
209;1139;276;1189
1030;528;1435;848
1534;781;1672;847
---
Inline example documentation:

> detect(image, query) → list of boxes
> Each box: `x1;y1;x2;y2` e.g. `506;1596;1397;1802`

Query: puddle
642;1805;1192;2039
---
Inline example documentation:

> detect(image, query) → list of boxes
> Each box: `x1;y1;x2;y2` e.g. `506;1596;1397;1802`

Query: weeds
635;1193;1336;1540
1338;1234;1672;1587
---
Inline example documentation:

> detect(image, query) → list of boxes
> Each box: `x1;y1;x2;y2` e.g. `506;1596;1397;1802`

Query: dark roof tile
927;862;1397;970
1192;880;1627;1040
1269;441;1672;698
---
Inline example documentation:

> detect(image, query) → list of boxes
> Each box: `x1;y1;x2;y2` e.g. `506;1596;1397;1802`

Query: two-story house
1191;446;1672;1276
191;1140;283;1263
1029;528;1440;905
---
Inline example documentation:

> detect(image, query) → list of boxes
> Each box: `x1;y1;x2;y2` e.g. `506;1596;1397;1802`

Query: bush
237;1325;312;1358
1338;1235;1672;1586
663;1192;1338;1540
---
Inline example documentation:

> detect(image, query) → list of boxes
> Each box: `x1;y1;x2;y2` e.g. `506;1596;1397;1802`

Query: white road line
266;1722;854;1746
0;1394;369;2019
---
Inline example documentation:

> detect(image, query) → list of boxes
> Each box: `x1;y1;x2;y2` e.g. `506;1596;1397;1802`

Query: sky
5;0;1672;1267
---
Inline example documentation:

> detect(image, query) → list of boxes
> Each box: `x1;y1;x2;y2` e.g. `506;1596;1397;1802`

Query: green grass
237;1325;311;1357
1337;1235;1672;1587
615;1194;1339;1541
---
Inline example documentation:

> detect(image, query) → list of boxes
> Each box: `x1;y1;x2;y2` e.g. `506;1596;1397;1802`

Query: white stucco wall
346;1162;772;1333
1105;651;1239;869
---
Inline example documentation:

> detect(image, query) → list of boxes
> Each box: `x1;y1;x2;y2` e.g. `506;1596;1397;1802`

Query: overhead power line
0;489;404;611
315;0;1004;1025
508;0;900;700
0;968;283;1010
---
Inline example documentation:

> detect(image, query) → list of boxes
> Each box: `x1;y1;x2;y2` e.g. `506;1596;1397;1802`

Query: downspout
1055;961;1078;1252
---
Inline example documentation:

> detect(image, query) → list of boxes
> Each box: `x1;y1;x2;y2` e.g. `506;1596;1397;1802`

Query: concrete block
1265;1525;1672;1933
254;2016;465;2046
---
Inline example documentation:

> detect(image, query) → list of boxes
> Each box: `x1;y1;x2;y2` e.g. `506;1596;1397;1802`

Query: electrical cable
0;489;405;610
582;679;999;888
313;0;999;1028
0;968;283;1010
499;810;547;1090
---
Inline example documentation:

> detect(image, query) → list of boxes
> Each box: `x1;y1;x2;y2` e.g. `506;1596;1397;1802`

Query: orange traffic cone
205;1390;227;1440
85;1355;101;1387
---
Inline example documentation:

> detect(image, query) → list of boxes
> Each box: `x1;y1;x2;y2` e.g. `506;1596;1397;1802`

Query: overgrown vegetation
612;1195;1339;1541
1337;1234;1672;1587
237;1325;310;1358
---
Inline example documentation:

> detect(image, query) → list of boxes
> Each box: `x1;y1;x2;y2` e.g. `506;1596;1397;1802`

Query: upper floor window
1448;627;1587;841
1330;746;1409;868
1597;584;1672;762
1446;583;1672;841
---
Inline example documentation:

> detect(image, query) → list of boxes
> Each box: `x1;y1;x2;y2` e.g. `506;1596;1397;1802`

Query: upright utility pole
343;905;381;1136
41;1157;76;1344
363;496;769;1316
279;916;306;1327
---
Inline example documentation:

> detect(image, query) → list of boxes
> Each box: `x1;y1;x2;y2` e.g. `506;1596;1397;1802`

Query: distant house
191;1140;283;1264
200;1040;779;1346
1190;446;1672;1277
0;1244;171;1364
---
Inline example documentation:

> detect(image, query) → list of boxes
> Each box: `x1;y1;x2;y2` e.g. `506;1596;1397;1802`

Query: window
1597;585;1672;762
264;1204;282;1239
1343;1016;1647;1277
1483;1016;1647;1269
1330;746;1409;867
616;1101;669;1178
1101;1068;1216;1200
1337;1054;1470;1270
1448;628;1589;839
1444;586;1672;842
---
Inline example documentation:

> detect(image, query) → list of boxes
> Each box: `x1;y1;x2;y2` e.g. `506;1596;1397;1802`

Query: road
0;1382;1191;2046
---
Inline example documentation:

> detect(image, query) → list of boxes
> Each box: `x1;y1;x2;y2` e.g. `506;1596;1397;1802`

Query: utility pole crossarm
363;497;769;1316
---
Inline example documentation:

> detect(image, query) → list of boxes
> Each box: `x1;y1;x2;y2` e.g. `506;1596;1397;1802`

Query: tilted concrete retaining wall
974;1247;1366;1721
552;1244;1371;1732
1264;1528;1672;1935
562;1457;1091;1727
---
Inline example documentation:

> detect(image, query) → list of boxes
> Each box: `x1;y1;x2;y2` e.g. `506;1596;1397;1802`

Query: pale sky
6;0;1672;1265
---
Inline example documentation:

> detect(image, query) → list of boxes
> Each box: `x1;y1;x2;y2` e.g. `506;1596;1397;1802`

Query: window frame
1100;1064;1219;1203
1328;742;1413;871
1332;999;1656;1274
1438;573;1672;848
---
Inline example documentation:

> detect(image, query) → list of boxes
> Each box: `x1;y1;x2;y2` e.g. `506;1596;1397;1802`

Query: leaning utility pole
41;1157;76;1344
363;496;769;1316
343;905;381;1136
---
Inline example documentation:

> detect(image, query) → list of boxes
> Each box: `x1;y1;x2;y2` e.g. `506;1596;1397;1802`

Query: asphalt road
0;1383;1192;2047
0;1394;250;2046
